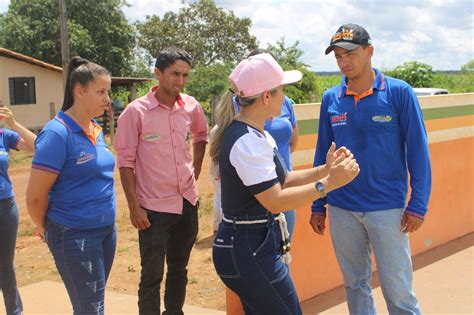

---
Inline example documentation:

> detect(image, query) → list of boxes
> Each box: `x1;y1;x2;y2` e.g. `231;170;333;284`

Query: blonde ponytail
209;91;236;164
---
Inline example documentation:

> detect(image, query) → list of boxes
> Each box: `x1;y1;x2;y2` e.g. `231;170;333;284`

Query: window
8;77;36;105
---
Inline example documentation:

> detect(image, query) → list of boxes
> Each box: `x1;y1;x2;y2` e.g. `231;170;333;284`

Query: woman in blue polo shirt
0;106;36;315
26;57;115;315
210;53;360;314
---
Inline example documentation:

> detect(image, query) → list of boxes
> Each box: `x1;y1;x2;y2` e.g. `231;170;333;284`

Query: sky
1;0;473;71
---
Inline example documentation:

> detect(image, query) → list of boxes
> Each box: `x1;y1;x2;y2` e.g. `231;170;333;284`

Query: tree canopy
266;38;320;103
461;60;474;72
0;0;136;76
389;61;434;88
136;0;257;66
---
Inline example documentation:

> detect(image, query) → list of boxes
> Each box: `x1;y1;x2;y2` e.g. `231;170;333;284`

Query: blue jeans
0;197;23;315
213;213;301;315
283;209;296;241
45;219;116;315
328;205;420;315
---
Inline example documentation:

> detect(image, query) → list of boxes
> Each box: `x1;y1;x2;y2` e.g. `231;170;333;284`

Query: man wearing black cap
310;24;431;315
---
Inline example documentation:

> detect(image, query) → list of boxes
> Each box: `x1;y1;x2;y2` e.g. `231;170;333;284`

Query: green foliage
184;62;234;123
432;73;474;93
388;61;434;87
461;60;474;73
8;150;33;167
314;75;340;101
110;80;157;108
110;87;130;107
185;62;233;105
1;0;137;76
136;0;257;66
135;81;157;98
266;38;319;103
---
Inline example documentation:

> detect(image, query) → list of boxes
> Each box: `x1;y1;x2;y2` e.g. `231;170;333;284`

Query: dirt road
10;154;226;311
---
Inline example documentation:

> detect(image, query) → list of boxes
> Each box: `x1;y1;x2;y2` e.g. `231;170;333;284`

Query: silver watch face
316;181;327;197
316;181;325;192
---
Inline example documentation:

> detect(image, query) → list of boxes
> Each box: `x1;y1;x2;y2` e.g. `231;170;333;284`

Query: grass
9;150;33;167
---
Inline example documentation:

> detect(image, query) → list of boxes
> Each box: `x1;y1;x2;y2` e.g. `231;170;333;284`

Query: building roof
0;47;63;72
111;77;154;86
0;47;153;86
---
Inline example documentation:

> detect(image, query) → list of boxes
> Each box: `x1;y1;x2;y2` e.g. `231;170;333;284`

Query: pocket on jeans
248;226;277;257
47;219;71;233
45;219;70;247
212;233;240;278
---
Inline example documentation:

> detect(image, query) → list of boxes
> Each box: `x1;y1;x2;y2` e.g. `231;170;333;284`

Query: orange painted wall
226;136;474;314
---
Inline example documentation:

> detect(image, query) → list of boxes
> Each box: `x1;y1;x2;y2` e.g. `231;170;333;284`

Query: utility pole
59;0;70;88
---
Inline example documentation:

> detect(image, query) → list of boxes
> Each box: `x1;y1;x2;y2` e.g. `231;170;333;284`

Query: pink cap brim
281;70;303;86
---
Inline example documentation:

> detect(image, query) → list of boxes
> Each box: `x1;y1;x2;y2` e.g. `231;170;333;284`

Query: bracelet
316;165;321;180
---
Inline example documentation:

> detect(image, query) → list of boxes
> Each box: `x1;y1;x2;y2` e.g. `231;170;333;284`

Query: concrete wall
0;56;63;130
226;93;474;314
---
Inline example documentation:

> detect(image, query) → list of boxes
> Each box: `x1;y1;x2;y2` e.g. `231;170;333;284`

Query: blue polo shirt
264;96;297;171
312;68;431;218
32;111;116;228
0;128;20;200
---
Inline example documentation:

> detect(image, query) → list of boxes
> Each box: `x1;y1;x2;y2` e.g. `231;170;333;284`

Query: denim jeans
328;205;420;315
0;197;23;315
45;219;116;315
213;213;302;315
283;209;296;241
138;198;199;315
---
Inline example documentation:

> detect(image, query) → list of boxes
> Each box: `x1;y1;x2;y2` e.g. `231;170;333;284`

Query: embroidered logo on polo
331;112;348;126
372;115;393;123
143;134;160;141
76;151;95;165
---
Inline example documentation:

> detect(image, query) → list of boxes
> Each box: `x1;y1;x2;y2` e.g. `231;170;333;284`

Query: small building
0;47;153;132
0;48;63;132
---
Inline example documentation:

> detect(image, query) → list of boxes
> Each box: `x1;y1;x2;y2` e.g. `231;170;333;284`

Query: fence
226;93;474;314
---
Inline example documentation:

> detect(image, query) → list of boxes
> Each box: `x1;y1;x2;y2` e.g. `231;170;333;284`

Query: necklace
235;115;264;133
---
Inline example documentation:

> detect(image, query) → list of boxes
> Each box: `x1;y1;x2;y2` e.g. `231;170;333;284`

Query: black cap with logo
325;23;372;55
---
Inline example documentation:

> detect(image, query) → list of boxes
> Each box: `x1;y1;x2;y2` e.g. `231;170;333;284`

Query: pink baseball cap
229;53;302;97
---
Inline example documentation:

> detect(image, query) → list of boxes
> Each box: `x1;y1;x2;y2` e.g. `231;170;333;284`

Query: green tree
266;38;320;103
136;0;257;66
185;62;233;103
184;62;233;122
0;0;137;76
461;60;474;72
390;61;434;87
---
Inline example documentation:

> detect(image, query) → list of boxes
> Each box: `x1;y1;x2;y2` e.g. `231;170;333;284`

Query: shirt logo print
331;112;348;126
372;115;392;122
76;151;96;165
143;134;160;141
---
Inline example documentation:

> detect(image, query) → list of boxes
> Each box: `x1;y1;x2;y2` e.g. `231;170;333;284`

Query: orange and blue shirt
0;128;20;200
32;111;116;228
312;68;431;219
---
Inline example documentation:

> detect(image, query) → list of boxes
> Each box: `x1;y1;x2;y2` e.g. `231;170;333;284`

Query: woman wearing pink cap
210;53;360;314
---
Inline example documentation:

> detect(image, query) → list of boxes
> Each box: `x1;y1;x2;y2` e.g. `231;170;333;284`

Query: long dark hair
62;56;110;111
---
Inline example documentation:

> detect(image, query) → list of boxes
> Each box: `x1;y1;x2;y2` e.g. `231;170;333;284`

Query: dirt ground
10;152;227;311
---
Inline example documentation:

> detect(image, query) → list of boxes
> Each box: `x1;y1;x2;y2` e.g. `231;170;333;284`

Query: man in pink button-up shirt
114;47;208;315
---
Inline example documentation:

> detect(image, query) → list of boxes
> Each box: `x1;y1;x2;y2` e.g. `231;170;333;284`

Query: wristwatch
315;181;326;198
